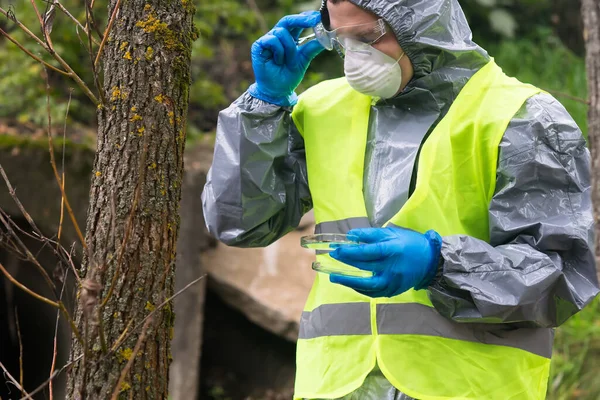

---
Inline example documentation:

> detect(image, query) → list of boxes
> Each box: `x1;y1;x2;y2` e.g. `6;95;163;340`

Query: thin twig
84;0;106;104
0;212;57;293
15;308;24;398
0;210;82;284
0;6;99;104
49;268;68;400
0;261;58;307
41;0;55;51
20;354;83;400
94;0;122;67
43;67;87;248
19;276;205;400
0;27;69;76
53;0;100;45
110;317;153;400
57;89;72;242
0;361;33;400
80;318;90;399
100;134;150;308
111;275;206;352
0;7;48;47
545;89;590;105
0;165;42;235
247;0;267;32
29;0;44;28
59;300;83;344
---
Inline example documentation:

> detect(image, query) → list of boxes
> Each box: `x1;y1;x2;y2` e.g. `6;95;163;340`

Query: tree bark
66;0;196;398
582;0;600;278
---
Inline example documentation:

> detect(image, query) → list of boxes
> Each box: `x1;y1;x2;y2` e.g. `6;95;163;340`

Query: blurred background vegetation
0;0;597;398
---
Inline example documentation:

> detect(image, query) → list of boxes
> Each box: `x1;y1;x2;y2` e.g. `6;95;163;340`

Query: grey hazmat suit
202;0;600;398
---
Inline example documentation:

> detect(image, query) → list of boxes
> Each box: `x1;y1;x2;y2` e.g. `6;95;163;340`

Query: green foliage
0;0;94;124
487;27;588;134
549;297;600;400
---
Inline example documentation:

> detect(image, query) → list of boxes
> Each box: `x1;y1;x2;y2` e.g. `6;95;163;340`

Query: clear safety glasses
298;19;387;57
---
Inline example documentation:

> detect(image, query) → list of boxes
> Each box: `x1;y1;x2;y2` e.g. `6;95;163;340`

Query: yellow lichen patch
110;86;128;101
95;171;102;177
130;114;142;122
135;57;140;65
111;105;116;111
167;111;174;125
149;162;157;169
135;374;142;382
137;126;145;134
110;86;121;101
145;301;155;312
117;347;133;362
119;41;129;51
154;93;165;103
131;106;137;112
123;51;132;60
120;381;131;392
135;9;181;51
145;46;154;60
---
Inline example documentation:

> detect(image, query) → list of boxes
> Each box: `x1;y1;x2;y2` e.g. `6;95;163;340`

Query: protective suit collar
321;0;490;105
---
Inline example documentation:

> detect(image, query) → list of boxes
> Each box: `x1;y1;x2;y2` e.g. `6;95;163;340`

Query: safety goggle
298;19;387;57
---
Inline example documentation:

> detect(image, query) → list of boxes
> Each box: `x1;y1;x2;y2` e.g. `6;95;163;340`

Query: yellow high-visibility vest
291;60;552;400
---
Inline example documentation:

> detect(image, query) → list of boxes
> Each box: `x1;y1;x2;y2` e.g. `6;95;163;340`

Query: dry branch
109;317;153;400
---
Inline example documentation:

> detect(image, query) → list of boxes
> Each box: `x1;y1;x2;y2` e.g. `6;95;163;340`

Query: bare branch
0;210;82;285
29;0;44;29
42;67;87;248
247;0;267;32
100;134;150;308
94;0;122;67
0;6;100;104
0;212;57;293
0;27;69;75
57;89;73;243
545;89;589;105
15;309;24;398
111;275;206;352
110;317;153;400
0;261;59;308
49;268;68;400
84;0;106;104
20;354;83;400
0;361;33;400
53;0;100;45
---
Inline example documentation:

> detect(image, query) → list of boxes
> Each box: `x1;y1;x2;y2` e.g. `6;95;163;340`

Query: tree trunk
582;0;600;279
66;0;196;398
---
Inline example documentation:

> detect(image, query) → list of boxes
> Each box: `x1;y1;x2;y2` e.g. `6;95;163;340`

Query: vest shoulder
297;78;365;108
300;77;350;96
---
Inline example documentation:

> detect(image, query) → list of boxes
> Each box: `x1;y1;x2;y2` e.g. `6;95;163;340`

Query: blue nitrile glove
329;226;443;298
248;11;324;107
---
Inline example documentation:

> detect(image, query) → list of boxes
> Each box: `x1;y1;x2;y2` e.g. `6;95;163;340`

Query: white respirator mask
343;40;405;99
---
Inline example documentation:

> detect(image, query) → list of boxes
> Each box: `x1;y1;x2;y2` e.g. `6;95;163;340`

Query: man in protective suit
202;0;600;399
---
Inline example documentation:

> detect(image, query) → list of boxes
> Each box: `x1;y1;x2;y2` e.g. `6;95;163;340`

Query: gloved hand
248;11;324;107
329;226;443;298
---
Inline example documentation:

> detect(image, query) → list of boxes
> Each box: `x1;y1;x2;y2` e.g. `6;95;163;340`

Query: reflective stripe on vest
299;302;553;359
291;60;550;400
